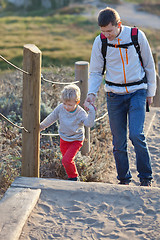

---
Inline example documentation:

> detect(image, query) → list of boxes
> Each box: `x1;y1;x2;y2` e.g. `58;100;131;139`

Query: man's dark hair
98;7;120;27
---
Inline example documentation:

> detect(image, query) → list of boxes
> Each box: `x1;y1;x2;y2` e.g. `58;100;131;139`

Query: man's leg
107;92;132;183
128;89;152;184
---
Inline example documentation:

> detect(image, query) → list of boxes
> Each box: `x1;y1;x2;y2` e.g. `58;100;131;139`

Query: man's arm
139;30;156;98
84;36;104;110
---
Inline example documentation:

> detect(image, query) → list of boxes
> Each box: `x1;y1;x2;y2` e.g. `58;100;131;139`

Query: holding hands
84;93;96;111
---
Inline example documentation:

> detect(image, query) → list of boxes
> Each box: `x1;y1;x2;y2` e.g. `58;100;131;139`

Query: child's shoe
68;177;80;181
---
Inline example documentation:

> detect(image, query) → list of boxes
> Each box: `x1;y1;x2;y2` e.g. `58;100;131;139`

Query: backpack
100;27;144;75
100;27;149;111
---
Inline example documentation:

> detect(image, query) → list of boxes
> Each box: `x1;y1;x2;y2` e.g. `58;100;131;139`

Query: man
84;7;156;186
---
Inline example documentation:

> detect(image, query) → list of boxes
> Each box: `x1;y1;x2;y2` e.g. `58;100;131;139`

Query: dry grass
0;14;97;72
0;4;159;72
124;0;160;16
138;3;160;16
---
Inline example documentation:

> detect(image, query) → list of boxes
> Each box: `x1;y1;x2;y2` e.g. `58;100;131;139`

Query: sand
17;107;160;240
19;181;160;240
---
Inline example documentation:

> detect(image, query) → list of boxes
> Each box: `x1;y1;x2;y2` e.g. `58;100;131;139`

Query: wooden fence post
153;73;160;107
75;61;90;155
22;44;41;177
153;52;158;73
153;52;160;107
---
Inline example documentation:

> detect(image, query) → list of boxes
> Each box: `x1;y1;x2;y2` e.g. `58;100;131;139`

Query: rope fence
0;54;30;132
95;111;108;122
0;55;31;75
0;113;29;132
41;133;59;137
41;74;79;85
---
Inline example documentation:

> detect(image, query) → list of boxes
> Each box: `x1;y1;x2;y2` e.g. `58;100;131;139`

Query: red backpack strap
131;27;144;68
100;33;106;39
100;33;108;75
131;27;138;36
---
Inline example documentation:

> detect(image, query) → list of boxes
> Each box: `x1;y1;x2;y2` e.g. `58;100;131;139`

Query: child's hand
84;102;96;111
84;101;90;109
84;93;96;110
90;103;97;111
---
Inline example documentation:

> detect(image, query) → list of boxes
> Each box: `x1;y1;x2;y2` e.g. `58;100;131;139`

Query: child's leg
60;138;69;157
60;138;83;178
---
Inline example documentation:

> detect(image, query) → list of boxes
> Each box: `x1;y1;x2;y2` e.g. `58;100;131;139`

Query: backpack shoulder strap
131;27;144;68
100;28;144;75
100;33;108;75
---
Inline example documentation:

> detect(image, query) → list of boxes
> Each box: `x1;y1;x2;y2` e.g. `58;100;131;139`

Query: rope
41;74;79;85
40;111;108;137
0;113;29;132
95;111;108;122
0;55;31;75
41;133;59;137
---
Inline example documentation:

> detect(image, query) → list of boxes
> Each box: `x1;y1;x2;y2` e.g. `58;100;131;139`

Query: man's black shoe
118;180;130;185
140;179;151;187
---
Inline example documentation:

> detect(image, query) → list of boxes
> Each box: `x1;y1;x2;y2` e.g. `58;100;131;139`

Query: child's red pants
60;138;83;178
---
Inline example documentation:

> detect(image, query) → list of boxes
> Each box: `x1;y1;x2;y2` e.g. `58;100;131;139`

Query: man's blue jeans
106;89;152;182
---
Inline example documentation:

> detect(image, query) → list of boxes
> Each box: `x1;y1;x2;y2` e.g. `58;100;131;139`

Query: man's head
98;7;121;41
98;7;120;27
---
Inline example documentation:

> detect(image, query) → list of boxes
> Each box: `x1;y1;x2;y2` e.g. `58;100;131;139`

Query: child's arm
40;105;60;131
82;103;95;128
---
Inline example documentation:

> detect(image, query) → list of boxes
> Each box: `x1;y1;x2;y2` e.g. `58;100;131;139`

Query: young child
40;84;95;181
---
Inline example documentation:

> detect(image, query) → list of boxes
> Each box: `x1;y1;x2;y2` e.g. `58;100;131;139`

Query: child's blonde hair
61;84;80;102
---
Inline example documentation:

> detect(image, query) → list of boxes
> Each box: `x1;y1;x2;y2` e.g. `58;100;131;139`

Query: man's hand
146;97;153;106
146;97;153;112
84;93;96;111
